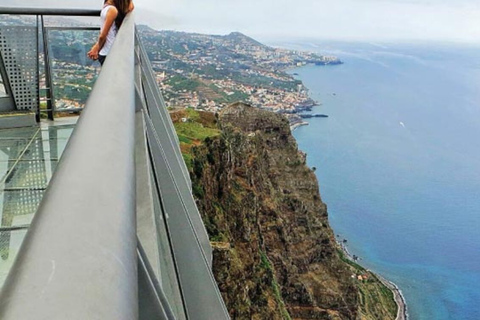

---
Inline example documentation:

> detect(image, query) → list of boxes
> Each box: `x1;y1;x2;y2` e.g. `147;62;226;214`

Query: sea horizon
284;40;480;319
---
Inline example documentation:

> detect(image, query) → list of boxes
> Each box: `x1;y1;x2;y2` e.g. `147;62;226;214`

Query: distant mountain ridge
137;25;267;48
224;31;271;49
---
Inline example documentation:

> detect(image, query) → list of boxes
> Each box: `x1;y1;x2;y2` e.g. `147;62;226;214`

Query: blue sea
280;41;480;319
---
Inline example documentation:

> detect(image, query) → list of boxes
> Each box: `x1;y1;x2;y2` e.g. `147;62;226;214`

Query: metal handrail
0;12;137;320
0;7;100;16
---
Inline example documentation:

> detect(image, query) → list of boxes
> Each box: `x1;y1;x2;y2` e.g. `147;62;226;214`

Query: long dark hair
113;0;131;29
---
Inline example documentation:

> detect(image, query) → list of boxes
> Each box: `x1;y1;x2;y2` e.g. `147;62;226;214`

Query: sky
3;0;480;43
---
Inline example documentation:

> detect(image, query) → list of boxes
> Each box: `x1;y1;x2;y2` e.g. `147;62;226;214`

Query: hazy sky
4;0;480;42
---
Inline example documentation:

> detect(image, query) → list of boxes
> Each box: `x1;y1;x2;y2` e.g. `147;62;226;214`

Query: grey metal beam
0;7;100;16
0;13;137;320
45;27;100;31
135;110;161;280
136;103;187;320
138;241;177;320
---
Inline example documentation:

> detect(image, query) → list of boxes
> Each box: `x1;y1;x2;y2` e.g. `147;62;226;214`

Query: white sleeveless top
99;5;118;56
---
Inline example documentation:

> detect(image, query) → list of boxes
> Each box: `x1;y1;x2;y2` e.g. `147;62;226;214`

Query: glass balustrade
47;28;100;112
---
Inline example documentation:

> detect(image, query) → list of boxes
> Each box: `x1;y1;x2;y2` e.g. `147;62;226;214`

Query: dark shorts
98;55;107;66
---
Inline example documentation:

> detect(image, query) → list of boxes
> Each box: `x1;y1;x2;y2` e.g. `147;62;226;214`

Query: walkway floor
0;117;78;287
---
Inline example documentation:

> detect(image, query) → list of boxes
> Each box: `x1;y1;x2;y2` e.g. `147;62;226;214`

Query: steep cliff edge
174;103;397;319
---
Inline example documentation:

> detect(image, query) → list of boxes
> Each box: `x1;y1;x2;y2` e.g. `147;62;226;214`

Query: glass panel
0;15;36;27
54;139;69;160
43;16;99;29
50;124;75;140
43;124;75;160
1;159;50;190
48;29;100;111
0;126;39;140
0;139;31;162
151;169;187;319
0;190;44;228
0;123;76;289
0;229;28;287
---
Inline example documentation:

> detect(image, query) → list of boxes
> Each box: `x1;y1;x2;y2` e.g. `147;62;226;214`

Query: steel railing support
0;7;100;16
40;16;55;120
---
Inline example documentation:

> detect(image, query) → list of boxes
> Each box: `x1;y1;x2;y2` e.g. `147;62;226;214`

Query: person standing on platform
88;0;134;65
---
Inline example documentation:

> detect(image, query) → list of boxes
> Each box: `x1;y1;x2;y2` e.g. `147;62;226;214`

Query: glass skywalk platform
0;118;77;286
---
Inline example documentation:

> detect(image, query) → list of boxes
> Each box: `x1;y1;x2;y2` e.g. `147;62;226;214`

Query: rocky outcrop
188;103;396;319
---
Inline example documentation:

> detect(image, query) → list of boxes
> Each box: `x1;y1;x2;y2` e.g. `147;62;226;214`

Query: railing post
40;16;55;121
35;15;40;122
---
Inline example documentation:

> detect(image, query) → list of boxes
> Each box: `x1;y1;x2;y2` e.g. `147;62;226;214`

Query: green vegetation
54;83;91;103
200;200;229;242
221;90;249;103
357;279;398;319
166;75;203;92
259;251;271;271
175;121;219;141
39;101;48;119
337;249;398;319
200;65;230;78
337;249;367;272
259;251;292;320
171;108;220;171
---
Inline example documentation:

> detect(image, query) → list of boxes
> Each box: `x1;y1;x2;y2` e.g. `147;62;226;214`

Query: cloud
135;0;480;42
3;0;480;42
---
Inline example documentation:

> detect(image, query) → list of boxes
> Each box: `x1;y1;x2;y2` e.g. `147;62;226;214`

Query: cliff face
186;103;396;319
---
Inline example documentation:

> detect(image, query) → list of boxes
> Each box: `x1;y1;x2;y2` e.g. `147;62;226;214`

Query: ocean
279;41;480;319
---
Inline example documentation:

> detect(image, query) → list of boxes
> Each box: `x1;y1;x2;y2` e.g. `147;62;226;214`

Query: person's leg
98;55;106;66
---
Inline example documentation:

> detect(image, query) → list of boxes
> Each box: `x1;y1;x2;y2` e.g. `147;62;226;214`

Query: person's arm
87;6;118;60
128;1;135;13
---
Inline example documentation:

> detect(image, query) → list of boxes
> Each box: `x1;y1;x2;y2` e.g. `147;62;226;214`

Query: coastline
376;273;408;320
290;121;309;131
337;240;408;320
289;63;408;319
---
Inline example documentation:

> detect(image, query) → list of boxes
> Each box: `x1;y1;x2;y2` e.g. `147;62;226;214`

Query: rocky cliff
177;103;397;319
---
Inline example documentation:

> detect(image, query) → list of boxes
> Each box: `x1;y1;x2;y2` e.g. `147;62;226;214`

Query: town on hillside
137;25;341;127
2;16;342;126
